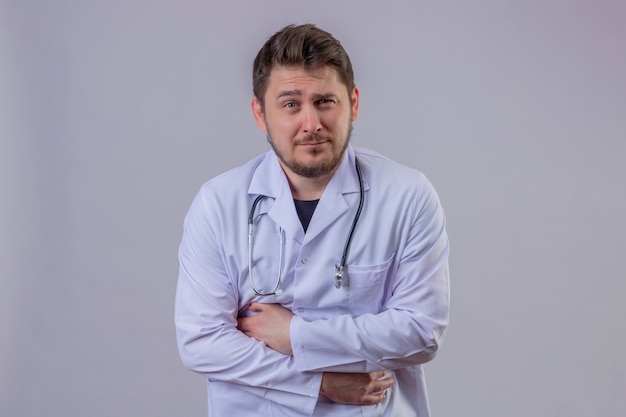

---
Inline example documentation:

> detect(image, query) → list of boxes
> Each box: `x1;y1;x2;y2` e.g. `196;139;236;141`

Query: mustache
296;133;332;144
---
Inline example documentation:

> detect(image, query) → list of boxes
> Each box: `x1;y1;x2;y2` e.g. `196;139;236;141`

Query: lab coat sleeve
175;189;322;415
290;175;450;373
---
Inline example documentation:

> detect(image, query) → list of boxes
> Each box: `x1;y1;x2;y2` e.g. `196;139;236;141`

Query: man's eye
318;99;333;105
284;102;297;109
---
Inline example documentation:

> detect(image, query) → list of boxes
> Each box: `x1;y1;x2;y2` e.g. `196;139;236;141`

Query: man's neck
287;173;332;200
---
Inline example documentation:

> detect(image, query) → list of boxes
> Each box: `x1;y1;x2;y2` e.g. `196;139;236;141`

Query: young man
175;24;450;417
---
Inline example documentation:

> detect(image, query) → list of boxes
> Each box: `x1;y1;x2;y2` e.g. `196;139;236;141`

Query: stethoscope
248;157;364;296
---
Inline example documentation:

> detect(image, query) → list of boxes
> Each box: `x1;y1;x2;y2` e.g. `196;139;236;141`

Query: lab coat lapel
248;151;305;244
303;147;363;244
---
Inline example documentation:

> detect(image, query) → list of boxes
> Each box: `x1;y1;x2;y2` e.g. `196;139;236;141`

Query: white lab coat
175;146;450;417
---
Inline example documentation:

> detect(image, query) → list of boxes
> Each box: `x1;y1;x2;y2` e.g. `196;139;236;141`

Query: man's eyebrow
276;90;303;99
311;93;339;101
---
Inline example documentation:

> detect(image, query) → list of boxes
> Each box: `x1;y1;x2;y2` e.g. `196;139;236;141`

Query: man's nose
301;106;322;133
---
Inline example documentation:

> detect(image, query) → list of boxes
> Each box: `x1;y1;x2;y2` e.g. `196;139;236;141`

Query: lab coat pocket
347;253;395;316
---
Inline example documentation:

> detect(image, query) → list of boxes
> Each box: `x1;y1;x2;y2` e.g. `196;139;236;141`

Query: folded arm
294;202;449;373
175;196;321;415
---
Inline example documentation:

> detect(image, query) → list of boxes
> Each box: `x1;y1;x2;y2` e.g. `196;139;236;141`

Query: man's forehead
265;65;345;95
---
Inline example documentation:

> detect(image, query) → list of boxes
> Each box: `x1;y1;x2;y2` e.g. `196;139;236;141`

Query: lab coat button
300;258;307;264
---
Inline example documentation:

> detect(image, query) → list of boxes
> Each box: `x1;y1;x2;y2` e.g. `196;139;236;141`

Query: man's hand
237;302;294;355
320;371;394;405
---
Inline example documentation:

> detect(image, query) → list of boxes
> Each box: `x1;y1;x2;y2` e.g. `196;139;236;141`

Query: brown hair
252;24;355;105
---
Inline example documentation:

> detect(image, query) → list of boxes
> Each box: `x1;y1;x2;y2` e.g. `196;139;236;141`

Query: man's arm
238;303;395;404
293;175;449;373
175;191;321;415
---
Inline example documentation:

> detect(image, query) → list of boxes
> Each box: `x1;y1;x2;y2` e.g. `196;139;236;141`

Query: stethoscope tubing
338;157;364;270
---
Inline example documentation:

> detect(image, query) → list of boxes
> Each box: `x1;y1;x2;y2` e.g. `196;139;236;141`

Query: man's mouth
297;134;331;146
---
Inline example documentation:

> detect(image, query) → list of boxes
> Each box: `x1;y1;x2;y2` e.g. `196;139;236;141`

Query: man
175;24;450;416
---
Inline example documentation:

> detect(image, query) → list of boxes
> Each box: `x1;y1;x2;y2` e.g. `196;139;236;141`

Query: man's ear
251;96;267;132
350;86;360;122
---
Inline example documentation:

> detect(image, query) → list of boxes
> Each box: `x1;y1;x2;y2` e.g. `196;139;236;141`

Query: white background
1;1;625;416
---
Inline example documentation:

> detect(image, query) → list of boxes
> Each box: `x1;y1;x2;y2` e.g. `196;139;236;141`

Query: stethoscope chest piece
334;264;345;289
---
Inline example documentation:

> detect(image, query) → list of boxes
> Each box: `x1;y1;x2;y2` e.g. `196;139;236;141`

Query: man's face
252;65;359;180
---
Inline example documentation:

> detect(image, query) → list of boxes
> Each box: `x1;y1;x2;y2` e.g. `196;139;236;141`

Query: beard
267;125;353;179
